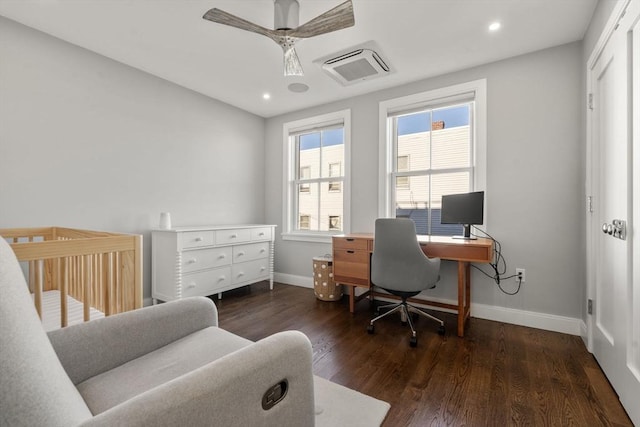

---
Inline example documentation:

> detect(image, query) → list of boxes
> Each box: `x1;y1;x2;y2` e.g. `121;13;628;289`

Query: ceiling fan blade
288;0;355;39
203;8;275;39
282;45;304;76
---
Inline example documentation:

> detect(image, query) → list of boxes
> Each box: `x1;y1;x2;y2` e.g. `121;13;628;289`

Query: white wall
265;42;584;329
0;17;266;301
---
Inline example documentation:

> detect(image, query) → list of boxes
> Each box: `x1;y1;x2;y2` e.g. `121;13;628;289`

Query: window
299;215;310;230
379;80;487;236
396;155;410;189
283;110;351;242
328;162;342;192
299;167;311;193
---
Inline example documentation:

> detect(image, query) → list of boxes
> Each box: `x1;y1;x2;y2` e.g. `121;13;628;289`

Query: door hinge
588;299;593;315
587;196;594;213
588;93;594;110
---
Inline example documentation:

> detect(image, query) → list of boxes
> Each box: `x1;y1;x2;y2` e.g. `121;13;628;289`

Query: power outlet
515;268;526;283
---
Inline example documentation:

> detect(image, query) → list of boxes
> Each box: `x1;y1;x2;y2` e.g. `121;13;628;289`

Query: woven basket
312;255;342;301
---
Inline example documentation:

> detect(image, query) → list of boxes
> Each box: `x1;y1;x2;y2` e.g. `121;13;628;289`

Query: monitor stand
452;224;477;240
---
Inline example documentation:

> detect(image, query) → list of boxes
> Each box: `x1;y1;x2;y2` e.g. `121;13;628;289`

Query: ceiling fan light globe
283;46;304;76
274;0;299;30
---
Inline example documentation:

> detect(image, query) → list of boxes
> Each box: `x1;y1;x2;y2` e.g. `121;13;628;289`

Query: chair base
367;300;445;347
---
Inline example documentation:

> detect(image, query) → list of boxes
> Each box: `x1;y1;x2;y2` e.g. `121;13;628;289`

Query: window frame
378;80;487;233
283;109;351;243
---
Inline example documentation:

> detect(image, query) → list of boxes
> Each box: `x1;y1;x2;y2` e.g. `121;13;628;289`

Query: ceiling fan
203;0;355;76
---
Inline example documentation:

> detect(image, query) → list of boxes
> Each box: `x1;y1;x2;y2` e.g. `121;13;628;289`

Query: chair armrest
79;330;315;427
48;297;217;384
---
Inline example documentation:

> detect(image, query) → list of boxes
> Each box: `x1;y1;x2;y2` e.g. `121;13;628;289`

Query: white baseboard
275;272;314;288
275;273;583;336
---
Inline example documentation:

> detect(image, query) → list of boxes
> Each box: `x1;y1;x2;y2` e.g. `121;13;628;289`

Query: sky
397;104;470;135
299;103;470;150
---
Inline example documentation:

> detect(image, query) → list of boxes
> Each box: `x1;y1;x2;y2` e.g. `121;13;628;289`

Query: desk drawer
333;249;369;284
333;236;369;250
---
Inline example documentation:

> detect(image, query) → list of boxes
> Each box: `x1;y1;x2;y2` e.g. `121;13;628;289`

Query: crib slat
60;257;69;328
31;260;43;319
83;255;91;322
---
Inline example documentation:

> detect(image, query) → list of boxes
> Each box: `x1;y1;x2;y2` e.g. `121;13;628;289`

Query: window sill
281;232;339;244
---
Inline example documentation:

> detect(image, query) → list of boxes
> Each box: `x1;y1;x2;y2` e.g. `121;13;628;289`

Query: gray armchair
367;218;445;347
0;237;314;426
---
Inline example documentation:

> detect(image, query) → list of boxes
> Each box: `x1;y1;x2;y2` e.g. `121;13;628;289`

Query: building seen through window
295;127;344;232
392;104;473;236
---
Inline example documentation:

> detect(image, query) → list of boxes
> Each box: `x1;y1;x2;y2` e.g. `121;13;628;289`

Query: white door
587;1;640;425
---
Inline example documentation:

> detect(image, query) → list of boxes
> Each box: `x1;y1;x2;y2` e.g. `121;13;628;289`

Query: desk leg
465;262;471;329
349;286;356;313
457;262;464;337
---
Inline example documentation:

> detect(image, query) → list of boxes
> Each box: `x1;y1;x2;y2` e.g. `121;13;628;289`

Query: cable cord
470;226;523;295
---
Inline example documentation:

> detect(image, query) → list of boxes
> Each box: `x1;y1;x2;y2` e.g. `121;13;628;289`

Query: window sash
379;80;486;236
283;109;351;242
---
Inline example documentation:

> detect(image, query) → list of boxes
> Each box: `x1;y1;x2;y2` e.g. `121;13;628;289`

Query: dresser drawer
181;247;231;273
180;231;215;249
333;236;369;250
251;227;272;241
215;229;251;245
181;267;231;297
233;242;269;263
231;259;269;284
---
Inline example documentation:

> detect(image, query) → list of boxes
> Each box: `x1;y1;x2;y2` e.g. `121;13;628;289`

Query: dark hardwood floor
213;282;633;427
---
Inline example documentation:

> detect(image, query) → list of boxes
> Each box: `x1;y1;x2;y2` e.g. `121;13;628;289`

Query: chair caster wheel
367;324;375;334
409;337;418;347
438;325;445;335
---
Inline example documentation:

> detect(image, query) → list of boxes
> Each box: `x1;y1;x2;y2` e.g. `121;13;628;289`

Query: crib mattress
34;290;105;331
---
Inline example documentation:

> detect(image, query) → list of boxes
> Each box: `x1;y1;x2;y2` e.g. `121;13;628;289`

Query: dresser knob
195;237;203;242
188;258;197;264
218;276;226;282
259;232;265;236
218;254;226;259
186;283;196;289
238;251;245;257
260;248;266;253
231;234;238;239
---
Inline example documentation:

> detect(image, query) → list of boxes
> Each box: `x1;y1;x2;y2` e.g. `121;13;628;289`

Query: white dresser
152;224;276;303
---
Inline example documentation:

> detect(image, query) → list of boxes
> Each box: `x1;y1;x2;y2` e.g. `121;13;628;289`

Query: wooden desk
332;234;494;337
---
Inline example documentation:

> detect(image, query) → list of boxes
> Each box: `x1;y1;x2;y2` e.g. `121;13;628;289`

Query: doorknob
602;219;626;240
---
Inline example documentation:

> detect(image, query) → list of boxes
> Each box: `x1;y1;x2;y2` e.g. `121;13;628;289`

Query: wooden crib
1;227;143;330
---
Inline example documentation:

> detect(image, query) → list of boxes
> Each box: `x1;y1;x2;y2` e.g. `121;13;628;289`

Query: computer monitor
440;191;484;240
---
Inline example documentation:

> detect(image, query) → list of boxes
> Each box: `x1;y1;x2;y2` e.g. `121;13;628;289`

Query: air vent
317;43;392;86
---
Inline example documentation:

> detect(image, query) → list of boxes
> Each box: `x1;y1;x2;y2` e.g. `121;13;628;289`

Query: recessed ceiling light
262;93;271;100
288;83;309;93
489;22;501;32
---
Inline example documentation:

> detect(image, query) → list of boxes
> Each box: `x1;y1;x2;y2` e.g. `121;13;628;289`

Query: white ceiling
0;0;597;118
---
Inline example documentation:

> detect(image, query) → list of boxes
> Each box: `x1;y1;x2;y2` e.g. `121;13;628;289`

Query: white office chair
367;218;445;347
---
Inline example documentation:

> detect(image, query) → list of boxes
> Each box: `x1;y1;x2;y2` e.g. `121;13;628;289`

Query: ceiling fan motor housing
274;0;299;30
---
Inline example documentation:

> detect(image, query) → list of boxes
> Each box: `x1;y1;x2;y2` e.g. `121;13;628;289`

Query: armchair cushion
0;238;92;426
77;326;253;414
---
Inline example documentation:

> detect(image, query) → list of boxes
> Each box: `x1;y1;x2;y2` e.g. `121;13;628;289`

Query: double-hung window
283;109;351;242
379;80;486;236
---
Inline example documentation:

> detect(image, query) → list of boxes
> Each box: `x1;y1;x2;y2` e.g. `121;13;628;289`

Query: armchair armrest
79;330;315;427
48;297;217;384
